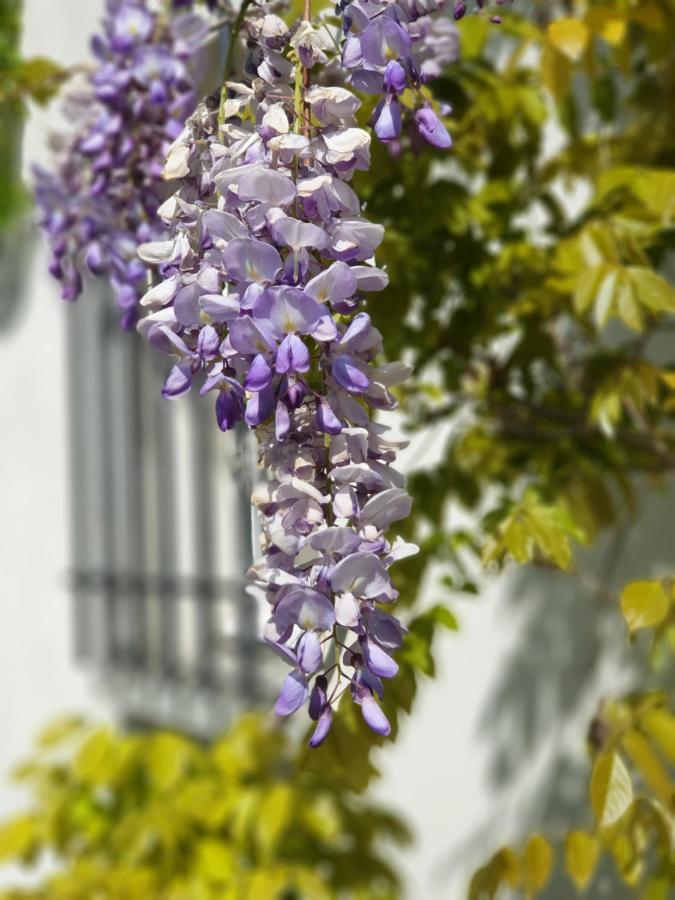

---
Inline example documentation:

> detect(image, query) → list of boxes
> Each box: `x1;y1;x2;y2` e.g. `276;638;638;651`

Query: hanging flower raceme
33;0;214;328
338;0;509;147
137;2;420;744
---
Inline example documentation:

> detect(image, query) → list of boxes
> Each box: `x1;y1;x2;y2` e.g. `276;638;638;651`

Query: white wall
0;3;663;899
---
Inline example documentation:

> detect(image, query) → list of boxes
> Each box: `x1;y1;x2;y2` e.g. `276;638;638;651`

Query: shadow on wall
442;481;675;899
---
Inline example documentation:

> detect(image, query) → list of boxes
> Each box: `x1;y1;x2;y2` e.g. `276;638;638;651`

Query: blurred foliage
0;0;66;230
357;0;675;590
0;713;410;899
469;578;675;899
353;0;675;895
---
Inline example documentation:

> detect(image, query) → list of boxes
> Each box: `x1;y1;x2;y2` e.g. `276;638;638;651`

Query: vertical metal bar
65;302;90;660
100;304;122;666
234;423;258;702
124;335;148;669
154;356;179;678
191;397;217;687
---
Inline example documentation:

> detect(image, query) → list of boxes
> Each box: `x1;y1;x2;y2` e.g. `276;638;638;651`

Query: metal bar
234;423;258;702
100;305;123;666
154;354;179;678
65;302;90;660
124;335;148;669
191;397;217;687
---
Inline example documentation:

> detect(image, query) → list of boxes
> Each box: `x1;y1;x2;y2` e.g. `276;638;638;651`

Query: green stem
218;0;255;126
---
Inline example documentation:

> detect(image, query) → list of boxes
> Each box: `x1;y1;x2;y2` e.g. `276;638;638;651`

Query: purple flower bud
297;631;323;674
244;354;273;391
275;671;308;716
332;354;370;393
84;242;106;276
244;385;275;427
383;60;407;94
317;399;342;435
197;325;220;360
415;107;452;149
216;388;244;432
276;333;310;374
309;707;333;747
161;362;192;399
373;97;402;142
453;2;467;19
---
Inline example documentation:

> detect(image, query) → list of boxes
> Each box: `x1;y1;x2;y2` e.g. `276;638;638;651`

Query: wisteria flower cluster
36;0;514;744
34;0;213;328
339;0;508;146
136;0;423;742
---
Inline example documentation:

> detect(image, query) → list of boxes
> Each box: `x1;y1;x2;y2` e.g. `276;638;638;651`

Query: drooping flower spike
136;0;423;742
137;0;514;744
34;0;214;328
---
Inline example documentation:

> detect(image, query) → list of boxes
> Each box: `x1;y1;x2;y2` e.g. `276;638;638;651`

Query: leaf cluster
0;714;410;899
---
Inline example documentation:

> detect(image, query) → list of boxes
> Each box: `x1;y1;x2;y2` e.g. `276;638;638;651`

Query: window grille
65;287;269;738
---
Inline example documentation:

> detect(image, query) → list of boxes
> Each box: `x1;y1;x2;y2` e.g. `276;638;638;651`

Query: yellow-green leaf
0;816;39;862
591;752;634;828
622;729;673;805
620;581;669;633
547;19;590;62
256;783;294;857
642;709;675;762
564;830;600;892
522;834;553;894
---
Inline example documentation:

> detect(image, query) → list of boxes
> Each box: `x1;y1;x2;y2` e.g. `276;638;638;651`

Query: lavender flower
34;0;212;328
339;0;507;148
137;3;419;742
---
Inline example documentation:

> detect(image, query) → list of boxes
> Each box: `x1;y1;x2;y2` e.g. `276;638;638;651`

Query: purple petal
373;97;402;142
245;385;275;427
317;399;343;434
309;675;328;720
215;388;244;431
335;592;360;628
309;707;333;747
364;609;406;650
161;363;192;399
332;355;369;393
384;59;407;94
276;333;310;374
297;631;323;674
361;693;391;736
275;671;308;716
305;261;358;305
330;552;392;600
223;238;282;284
362;637;398;679
360;18;411;67
272;217;327;250
415;107;452;150
244;354;273;391
274;588;336;632
238;167;296;206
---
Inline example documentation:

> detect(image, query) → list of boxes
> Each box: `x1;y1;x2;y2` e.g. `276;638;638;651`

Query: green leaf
620;581;669;633
564;830;600;891
521;833;553;894
642;708;675;762
0;816;39;862
13;56;67;104
626;267;675;315
622;729;672;805
590;752;634;828
256;783;294;857
547;19;590;62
